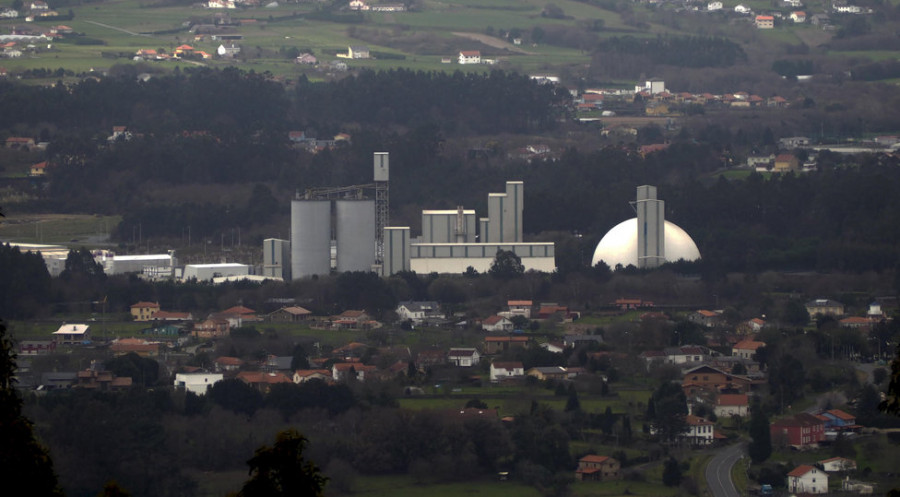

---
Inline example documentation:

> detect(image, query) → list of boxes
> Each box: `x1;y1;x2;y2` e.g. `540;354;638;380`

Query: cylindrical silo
291;200;332;279
336;199;376;272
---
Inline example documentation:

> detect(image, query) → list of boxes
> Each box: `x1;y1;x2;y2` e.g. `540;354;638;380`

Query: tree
239;429;328;497
662;457;682;486
0;320;64;496
748;402;772;463
489;249;524;280
290;344;310;371
649;381;688;444
565;383;581;412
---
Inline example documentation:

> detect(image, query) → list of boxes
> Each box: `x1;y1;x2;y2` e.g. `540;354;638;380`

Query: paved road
84;20;149;37
706;442;745;497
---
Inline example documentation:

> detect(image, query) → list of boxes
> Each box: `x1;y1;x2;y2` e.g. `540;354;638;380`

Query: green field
0;213;121;245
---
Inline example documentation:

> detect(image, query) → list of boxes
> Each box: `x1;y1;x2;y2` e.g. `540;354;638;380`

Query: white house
396;301;445;324
790;11;807;22
734;4;752;13
458;50;481;64
448;348;480;367
682;414;716;445
819;456;857;472
787;465;828;494
707;1;723;10
482;315;514;333
490;361;524;382
174;373;223;395
714;394;750;417
52;323;90;344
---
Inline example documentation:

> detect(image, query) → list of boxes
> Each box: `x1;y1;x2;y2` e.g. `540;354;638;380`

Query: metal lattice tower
373;152;390;265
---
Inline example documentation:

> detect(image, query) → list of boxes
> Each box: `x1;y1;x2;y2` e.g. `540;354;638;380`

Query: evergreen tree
662;457;683;486
0;320;64;496
565;383;581;412
239;429;328;497
748;403;772;463
489;249;524;280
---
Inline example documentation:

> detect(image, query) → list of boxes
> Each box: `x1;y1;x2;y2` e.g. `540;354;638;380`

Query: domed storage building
591;186;701;269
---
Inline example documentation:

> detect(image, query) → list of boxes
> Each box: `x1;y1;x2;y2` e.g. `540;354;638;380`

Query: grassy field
0;213;121;245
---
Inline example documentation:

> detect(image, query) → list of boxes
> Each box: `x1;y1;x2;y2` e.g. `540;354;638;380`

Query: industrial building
182;263;250;282
591;185;700;269
382;180;555;275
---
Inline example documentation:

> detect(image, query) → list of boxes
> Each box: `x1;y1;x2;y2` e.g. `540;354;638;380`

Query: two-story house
787;465;828;494
575;455;621;481
490;361;524;382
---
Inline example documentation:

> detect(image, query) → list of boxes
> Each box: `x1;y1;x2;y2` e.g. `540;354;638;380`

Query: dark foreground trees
238;429;328;497
0;320;64;496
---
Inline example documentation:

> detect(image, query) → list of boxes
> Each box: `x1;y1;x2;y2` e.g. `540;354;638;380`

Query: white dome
591;218;701;268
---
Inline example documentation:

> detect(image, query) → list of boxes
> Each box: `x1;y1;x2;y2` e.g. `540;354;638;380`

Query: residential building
18;340;56;355
790;11;806;22
806;299;844;318
110;338;161;357
268;305;312;322
714;393;750;417
682;414;716;445
490;361;524;382
29;161;48;176
482;315;514;332
787;465;828;494
130;301;160;321
732;339;765;360
458;50;481;64
770;413;826;448
293;369;332;383
347;45;369;59
689;310;722;327
396;301;445;325
773;154;800;173
817;408;859;431
507;300;533;318
484;335;529;354
526;366;568;381
682;365;754;396
174;372;223;395
332;362;377;381
52;323;90;344
448;348;480;367
575;455;621;481
237;371;292;393
755;15;775;28
819;456;857;472
193;318;230;339
214;356;244;373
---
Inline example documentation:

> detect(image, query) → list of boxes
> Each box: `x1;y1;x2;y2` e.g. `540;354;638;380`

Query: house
141;323;182;336
773;154;800;173
818;408;859;431
682;365;754;396
714;393;750;417
738;317;767;334
507;300;533;318
575;455;621;481
770;413;826;448
332;362;378;381
29;161;48;176
268;305;312;322
110;338;161;357
52;323;90;344
806;299;844;318
787;465;828;494
130;301;160;321
347;45;369;59
18;340;56;356
415;349;447;370
295;53;317;65
193;318;229;338
237;371;292;393
330;310;378;330
664;345;711;365
682;414;716;445
396;301;445;325
214;356;244;373
217;43;240;58
490;361;524;382
75;367;133;391
448;347;480;367
790;11;806;22
458;50;481;64
734;4;752;13
840;316;872;330
819;456;857;472
174;372;223;395
293;369;332;383
707;1;723;10
755;15;775;28
348;0;369;10
690;309;723;327
537;304;575;320
482;315;514;333
526;366;568;381
732;339;765;360
152;310;193;322
484;335;529;354
5;136;35;149
564;335;605;349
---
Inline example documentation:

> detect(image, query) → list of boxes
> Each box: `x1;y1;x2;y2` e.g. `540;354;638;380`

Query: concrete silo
291;200;331;278
336;199;376;272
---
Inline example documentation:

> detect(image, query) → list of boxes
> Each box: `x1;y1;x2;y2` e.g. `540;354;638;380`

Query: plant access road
706;442;745;497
